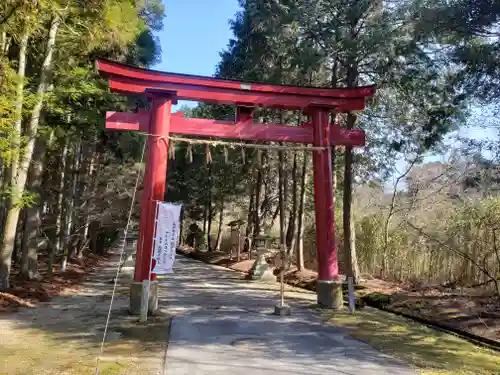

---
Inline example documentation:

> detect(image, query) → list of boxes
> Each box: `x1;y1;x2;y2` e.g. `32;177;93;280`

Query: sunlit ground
327;307;500;375
0;313;170;375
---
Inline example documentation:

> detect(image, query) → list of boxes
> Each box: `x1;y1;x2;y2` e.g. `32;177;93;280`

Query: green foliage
0;58;16;161
0;0;166;289
0;0;164;167
411;0;500;101
1;184;38;208
214;0;467;182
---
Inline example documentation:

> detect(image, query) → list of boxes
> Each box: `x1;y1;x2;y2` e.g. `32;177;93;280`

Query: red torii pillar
96;59;375;313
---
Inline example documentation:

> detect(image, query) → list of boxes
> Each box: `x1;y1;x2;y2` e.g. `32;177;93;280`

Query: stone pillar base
316;280;343;310
274;303;292;316
129;281;159;315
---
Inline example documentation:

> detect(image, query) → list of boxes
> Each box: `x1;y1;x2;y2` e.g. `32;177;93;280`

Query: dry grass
328;307;500;375
0;326;135;375
0;315;171;375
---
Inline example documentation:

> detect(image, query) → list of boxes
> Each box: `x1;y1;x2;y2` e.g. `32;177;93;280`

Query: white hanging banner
152;202;183;274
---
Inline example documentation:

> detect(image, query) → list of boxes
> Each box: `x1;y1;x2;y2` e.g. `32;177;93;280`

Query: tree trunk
269;204;280;230
12;215;24;266
342;16;361;282
1;27;29;270
60;141;73;272
20;132;51;279
253;163;263;237
244;180;256;253
245;183;255;240
89;221;99;254
83;149;105;255
19;210;28;265
202;203;208;234
1;33;11;56
343;113;360;282
9;27;29;187
0;206;20;288
62;138;81;262
278;150;286;250
215;201;224;251
286;152;298;253
206;165;213;251
0;165;6;231
76;141;98;258
51;138;69;275
0;15;60;290
296;151;308;271
0;31;6;55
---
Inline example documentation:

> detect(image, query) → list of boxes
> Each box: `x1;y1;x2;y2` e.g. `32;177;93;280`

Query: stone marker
227;219;245;261
249;255;276;282
274;303;292;316
249;235;277;282
274;247;291;316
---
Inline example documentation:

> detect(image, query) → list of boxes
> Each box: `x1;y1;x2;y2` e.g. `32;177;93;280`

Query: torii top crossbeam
97;59;375;112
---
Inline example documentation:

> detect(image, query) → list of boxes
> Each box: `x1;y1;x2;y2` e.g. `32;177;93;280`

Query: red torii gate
96;59;375;311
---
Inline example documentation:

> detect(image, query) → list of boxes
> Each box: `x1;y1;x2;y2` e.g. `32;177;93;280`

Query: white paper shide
152;202;182;274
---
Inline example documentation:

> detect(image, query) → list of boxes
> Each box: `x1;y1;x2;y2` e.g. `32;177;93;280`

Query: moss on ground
95;362;127;375
0;316;170;375
0;327;137;375
328;307;500;375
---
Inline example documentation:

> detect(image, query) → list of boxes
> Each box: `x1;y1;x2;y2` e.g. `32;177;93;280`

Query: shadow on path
160;257;417;375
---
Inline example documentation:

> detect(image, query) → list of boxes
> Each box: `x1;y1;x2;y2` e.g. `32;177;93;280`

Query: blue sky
153;0;241;112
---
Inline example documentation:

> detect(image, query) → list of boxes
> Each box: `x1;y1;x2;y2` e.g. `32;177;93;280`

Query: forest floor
0;253;108;312
178;247;500;345
0;247;170;375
